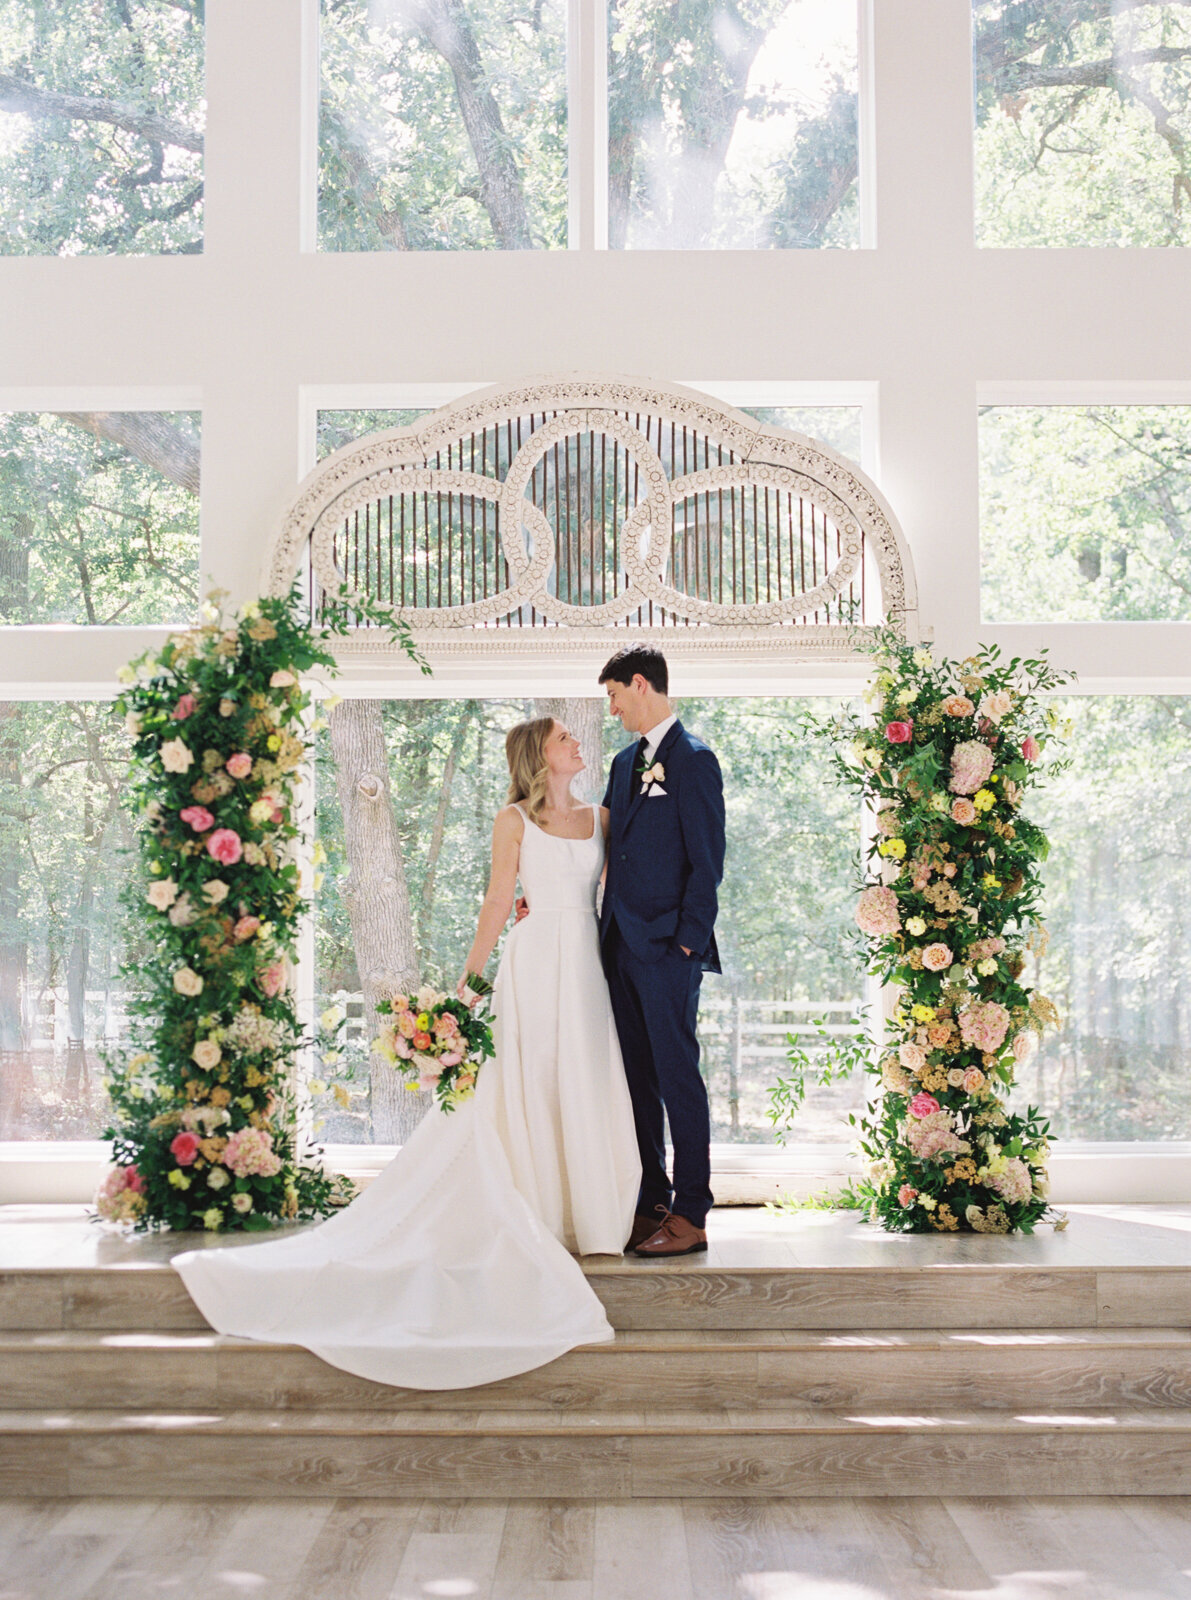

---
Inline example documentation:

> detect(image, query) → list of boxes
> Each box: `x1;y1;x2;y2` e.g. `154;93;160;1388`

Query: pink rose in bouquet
207;828;243;865
885;720;913;744
172;693;197;721
949;740;994;795
418;1060;442;1091
1021;735;1040;762
908;1092;940;1119
950;797;977;826
978;690;1013;724
397;1011;416;1039
233;915;261;943
170;1131;200;1166
855;885;901;936
179;805;215;833
258;962;284;998
226;753;253;779
898;1042;926;1071
962;1067;987;1093
941;695;974;717
922;943;953;972
897;1184;918;1207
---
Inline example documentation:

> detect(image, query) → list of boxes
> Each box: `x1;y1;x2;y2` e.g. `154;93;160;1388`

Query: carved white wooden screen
268;377;918;655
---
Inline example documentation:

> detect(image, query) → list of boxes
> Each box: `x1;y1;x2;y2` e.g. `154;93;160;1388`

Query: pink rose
897;1184;917;1207
170;1131;200;1166
179;805;215;834
397;1012;416;1039
950;797;977;826
922;943;953;972
172;693;197;721
439;1050;463;1067
908;1092;940;1119
206;828;243;865
393;1035;412;1059
942;863;957;878
226;753;253;780
1021;735;1040;762
258;962;284;997
962;1067;987;1093
233;915;261;943
885;720;913;744
898;1042;927;1071
418;1062;442;1090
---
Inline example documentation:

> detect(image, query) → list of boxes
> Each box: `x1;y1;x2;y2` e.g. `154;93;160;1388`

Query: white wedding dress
172;802;641;1390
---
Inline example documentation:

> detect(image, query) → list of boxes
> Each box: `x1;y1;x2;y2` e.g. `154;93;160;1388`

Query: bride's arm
599;805;610;887
458;807;523;994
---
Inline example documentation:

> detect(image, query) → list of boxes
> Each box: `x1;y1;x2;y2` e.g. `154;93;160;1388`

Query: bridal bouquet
374;982;495;1111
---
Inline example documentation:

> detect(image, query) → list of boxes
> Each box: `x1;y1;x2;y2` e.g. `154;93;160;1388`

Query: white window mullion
568;0;608;251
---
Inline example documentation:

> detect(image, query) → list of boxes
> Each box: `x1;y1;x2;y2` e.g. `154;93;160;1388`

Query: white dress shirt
641;712;676;764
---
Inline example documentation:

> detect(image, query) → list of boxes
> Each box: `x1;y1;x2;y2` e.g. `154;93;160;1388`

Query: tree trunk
403;0;534;249
0;71;203;153
328;699;426;1143
533;698;606;803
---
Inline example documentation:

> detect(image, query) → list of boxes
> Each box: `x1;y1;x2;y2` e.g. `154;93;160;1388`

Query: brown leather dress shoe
632;1210;708;1257
625;1213;658;1252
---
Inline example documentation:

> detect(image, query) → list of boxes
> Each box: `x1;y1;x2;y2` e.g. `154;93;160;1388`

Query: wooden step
5;1260;1190;1332
5;1326;1191;1413
5;1404;1191;1498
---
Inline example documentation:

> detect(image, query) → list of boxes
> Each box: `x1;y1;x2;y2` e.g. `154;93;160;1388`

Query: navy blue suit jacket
600;720;725;973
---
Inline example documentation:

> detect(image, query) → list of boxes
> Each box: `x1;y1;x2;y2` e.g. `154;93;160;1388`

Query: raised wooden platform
3;1203;1191;1498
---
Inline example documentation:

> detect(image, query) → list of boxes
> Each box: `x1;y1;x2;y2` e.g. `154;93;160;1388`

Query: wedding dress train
172;802;641;1390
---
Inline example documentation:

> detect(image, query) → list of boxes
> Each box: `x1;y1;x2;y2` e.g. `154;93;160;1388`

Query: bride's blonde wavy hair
505;716;556;825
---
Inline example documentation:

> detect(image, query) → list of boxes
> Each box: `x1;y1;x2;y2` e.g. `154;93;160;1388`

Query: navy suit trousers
603;920;714;1229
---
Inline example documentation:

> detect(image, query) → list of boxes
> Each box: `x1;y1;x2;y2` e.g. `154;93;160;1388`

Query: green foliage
974;0;1191;246
767;1012;869;1140
981;405;1191;623
801;627;1074;1234
0;0;204;256
0;412;199;624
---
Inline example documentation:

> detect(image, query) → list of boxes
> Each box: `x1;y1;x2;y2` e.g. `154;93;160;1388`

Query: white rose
270;669;296;688
232;1192;254;1213
192;1039;222;1071
116;664;136;685
125;711;142;736
202;880;230;905
146;878;179;912
173;966;204;997
168;893;197;928
206;1167;229;1190
160;738;194;773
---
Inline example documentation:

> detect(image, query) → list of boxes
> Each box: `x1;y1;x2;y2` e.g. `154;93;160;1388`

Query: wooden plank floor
3;1495;1191;1598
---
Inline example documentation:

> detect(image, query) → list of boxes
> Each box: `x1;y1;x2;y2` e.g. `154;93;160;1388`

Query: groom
598;646;726;1258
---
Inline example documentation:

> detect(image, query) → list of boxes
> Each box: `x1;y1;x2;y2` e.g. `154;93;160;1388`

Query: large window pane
313;695;863;1146
608;0;859;250
975;1;1191;248
1013;697;1191;1139
743;405;862;465
319;0;567;252
317;408;430;459
0;0;204;257
980;405;1191;622
0;702;131;1140
0;412;200;626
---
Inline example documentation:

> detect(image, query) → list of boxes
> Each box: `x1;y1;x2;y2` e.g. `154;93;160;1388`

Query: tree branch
55;413;200;495
1001;47;1191;94
0;72;203;153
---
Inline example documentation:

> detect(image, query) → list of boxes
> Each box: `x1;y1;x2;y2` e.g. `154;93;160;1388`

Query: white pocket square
648;785;667;796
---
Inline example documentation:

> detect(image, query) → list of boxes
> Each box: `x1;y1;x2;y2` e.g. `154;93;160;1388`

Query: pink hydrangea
1021;735;1040;762
908;1092;940;1119
179;805;214;833
222;1126;282;1178
226;753;253;780
922;943;953;972
172;693;197;721
990;1156;1033;1205
95;1164;145;1224
207;828;243;865
949;740;995;795
903;1109;969;1162
958;999;1011;1053
170;1131;200;1166
855;885;901;936
885;720;913;744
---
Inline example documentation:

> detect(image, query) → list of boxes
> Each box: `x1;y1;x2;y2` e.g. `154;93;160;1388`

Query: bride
172;715;641;1390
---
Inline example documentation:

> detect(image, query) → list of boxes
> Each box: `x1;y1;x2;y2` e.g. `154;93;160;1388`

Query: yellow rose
416;1012;431;1031
878;838;906;860
911;1004;935;1023
168;1169;190;1190
973;789;995;812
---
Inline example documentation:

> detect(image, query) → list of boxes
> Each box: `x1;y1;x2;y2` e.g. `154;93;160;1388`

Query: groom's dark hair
599;645;668;695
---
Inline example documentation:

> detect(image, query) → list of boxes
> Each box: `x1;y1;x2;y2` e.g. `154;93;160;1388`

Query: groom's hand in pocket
515;896;530;923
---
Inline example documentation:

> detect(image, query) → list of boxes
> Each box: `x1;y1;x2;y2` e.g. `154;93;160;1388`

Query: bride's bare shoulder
494;804;526;838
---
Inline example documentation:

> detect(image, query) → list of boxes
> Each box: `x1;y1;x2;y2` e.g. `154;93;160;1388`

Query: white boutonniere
639;760;666;796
